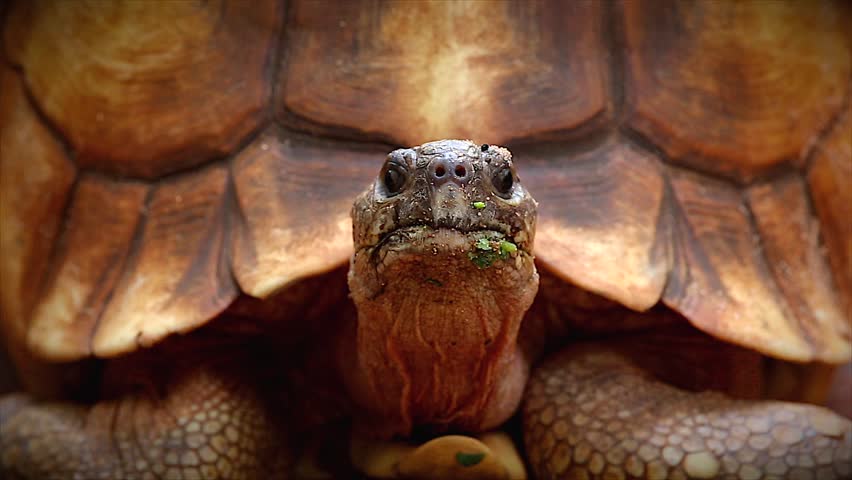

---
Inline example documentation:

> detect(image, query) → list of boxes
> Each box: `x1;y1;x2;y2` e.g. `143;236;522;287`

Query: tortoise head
345;140;540;435
351;139;537;255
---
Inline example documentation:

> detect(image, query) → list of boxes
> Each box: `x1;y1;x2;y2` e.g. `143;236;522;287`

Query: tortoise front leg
0;346;293;480
523;346;851;479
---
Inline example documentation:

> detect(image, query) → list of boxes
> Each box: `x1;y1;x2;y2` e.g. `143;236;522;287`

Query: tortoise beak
430;183;475;231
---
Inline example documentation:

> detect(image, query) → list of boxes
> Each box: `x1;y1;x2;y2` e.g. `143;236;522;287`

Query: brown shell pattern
1;1;849;363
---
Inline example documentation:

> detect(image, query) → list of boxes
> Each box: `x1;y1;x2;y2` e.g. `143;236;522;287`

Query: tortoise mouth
368;224;529;256
360;225;532;275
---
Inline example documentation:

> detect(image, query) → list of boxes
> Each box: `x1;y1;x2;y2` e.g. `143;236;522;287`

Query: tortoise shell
1;1;849;369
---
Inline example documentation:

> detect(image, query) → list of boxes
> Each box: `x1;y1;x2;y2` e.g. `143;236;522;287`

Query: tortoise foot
350;431;527;479
0;359;293;479
523;347;852;479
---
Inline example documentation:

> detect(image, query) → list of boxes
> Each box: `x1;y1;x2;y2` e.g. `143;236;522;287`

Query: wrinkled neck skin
341;229;539;438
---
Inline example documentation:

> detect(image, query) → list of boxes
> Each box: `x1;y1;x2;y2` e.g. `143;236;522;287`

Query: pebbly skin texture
524;348;852;480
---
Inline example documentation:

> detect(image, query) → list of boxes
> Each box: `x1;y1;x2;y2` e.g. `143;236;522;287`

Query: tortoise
1;1;851;479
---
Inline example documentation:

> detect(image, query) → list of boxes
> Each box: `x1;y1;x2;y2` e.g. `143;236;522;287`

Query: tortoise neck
340;244;538;436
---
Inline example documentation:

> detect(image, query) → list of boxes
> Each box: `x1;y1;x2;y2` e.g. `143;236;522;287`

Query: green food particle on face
455;451;485;467
472;201;486;210
475;238;492;251
499;240;517;256
468;251;496;269
470;236;516;268
425;277;443;286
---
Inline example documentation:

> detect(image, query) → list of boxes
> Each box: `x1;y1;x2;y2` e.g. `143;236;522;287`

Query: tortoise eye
383;164;407;196
492;167;514;197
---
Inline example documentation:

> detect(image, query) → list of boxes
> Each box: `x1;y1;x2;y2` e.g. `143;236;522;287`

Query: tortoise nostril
430;158;471;184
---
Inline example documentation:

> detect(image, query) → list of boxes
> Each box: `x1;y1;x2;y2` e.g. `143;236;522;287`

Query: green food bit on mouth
475;238;492;251
470;236;518;268
455;451;485;467
468;250;497;268
499;240;517;255
472;201;486;210
425;277;443;286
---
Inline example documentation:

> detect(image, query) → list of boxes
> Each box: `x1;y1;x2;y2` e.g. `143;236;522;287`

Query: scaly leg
524;345;851;479
0;342;293;480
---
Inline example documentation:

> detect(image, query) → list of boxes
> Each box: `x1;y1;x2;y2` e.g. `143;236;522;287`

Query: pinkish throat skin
340;228;539;438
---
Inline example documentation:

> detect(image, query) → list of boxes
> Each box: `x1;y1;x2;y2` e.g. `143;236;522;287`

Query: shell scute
27;175;148;360
660;168;849;363
807;106;852;317
624;0;850;181
525;141;668;312
0;65;75;346
280;0;610;146
4;0;280;179
92;164;238;358
230;131;380;298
